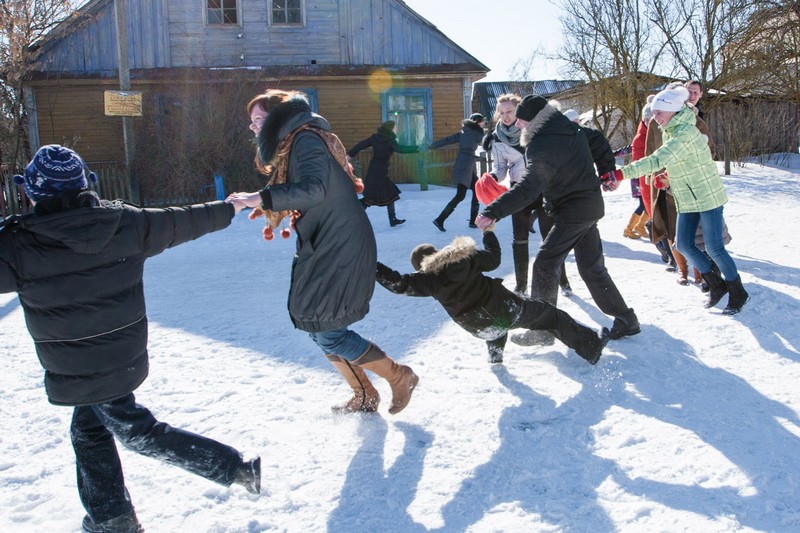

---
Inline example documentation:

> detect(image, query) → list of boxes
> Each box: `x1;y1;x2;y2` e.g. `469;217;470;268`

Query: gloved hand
653;171;669;189
474;214;496;231
600;169;623;191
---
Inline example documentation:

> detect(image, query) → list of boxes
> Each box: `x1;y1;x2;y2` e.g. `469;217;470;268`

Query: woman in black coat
430;113;485;231
231;90;418;416
348;120;419;227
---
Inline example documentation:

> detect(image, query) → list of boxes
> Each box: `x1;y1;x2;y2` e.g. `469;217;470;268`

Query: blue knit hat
13;144;97;202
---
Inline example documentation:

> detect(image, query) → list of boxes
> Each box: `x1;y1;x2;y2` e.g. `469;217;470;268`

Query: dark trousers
485;293;598;357
535;207;570;288
71;393;242;522
532;219;629;317
436;175;479;224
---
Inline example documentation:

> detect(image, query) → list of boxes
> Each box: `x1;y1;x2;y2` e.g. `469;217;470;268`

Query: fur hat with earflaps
14;144;97;203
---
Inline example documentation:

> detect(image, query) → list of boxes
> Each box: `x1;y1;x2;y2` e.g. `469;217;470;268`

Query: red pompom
280;227;291;239
262;227;274;241
475;173;508;205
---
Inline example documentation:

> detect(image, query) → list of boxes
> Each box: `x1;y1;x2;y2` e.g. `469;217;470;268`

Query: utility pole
114;0;140;203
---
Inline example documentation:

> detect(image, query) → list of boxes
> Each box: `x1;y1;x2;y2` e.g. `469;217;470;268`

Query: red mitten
600;169;623;191
653;171;669;189
475;173;508;205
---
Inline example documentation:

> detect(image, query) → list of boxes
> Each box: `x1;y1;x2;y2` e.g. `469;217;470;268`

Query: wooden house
23;0;488;200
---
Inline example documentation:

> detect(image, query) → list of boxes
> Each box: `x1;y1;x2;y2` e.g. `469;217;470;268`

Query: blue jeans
309;328;370;361
675;206;738;280
71;393;242;522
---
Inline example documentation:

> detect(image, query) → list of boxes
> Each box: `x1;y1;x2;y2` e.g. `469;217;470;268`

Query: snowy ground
1;155;799;532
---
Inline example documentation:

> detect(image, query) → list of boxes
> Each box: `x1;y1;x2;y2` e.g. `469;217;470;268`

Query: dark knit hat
515;95;548;121
13;144;97;203
410;243;437;271
469;113;484;123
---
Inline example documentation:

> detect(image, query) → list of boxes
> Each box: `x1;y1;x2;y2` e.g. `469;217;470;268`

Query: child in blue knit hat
4;144;260;533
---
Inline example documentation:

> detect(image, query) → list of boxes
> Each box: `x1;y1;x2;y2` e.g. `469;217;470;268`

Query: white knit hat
563;109;580;123
651;86;690;113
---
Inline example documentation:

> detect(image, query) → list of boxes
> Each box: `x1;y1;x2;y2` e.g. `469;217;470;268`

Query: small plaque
104;90;143;116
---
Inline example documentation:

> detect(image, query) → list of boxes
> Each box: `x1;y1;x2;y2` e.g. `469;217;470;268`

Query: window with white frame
382;89;433;146
272;0;304;25
207;0;238;24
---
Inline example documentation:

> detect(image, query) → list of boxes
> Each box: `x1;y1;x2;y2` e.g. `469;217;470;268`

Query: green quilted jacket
621;107;727;213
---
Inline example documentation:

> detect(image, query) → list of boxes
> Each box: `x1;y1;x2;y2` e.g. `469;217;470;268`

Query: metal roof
474;80;584;121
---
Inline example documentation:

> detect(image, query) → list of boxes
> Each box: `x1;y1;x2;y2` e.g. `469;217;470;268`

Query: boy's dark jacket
376;231;521;340
0;197;234;406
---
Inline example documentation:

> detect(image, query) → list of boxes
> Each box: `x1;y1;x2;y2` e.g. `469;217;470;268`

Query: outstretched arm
376;262;435;297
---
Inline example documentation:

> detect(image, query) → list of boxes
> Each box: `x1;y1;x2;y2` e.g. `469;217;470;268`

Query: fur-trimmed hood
520;102;576;147
258;97;330;165
419;236;477;274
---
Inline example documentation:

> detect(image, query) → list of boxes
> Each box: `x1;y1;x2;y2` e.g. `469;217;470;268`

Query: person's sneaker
233;456;261;495
511;330;555;347
560;283;573;297
608;310;640;340
389;218;406;227
432;219;446;232
489;352;504;364
82;512;144;533
577;327;610;365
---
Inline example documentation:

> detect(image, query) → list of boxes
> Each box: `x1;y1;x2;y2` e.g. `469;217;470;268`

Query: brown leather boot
353;344;418;415
623;213;639;239
671;243;689;285
633;212;650;239
327;355;380;413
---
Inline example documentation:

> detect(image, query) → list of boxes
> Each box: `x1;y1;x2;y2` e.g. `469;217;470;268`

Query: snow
1;156;799;532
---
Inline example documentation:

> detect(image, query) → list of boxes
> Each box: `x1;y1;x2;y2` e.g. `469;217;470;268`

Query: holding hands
474;214;496;231
600;168;623;192
653;171;669;189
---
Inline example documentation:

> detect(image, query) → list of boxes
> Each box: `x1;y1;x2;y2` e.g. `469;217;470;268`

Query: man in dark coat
475;95;640;342
429;113;485;231
0;145;260;533
376;228;609;365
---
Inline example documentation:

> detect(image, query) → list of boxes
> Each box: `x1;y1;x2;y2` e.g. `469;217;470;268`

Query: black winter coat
258;101;376;333
376;231;522;340
348;131;417;206
482;105;604;223
0;198;234;406
580;126;617;176
430;120;484;187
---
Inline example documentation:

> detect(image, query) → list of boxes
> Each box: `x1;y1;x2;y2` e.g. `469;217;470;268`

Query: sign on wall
104;90;143;116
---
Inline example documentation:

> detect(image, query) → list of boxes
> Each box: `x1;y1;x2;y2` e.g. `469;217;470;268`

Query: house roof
473;80;584;120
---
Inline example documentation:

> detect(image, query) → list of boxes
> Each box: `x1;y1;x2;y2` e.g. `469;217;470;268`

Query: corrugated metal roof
474;80;584;120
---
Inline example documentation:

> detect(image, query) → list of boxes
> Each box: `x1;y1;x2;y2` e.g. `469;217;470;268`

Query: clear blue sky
401;0;566;81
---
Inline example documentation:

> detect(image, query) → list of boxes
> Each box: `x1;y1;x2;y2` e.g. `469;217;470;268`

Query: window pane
288;0;301;8
274;10;286;23
287;8;301;24
223;8;237;23
208;0;221;9
208;10;222;24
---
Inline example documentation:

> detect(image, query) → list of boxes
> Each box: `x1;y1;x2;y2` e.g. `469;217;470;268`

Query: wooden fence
3;150;489;218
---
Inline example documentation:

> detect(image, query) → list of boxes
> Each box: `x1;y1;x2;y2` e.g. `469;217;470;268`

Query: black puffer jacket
580;125;617;176
0;196;234;406
482;104;604;222
258;100;376;333
376;231;521;340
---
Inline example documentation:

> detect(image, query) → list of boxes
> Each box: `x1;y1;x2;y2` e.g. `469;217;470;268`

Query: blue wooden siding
36;0;483;74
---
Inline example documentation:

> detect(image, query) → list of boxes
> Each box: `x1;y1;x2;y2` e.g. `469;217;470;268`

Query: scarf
494;122;521;147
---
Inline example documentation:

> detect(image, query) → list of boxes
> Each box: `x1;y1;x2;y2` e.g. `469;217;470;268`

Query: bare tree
556;0;674;141
0;0;76;170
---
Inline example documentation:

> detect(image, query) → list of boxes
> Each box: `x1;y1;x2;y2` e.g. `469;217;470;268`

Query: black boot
701;270;728;308
609;308;640;340
576;328;610;365
559;263;572;297
723;276;749;315
82;512;144;533
512;241;529;294
387;203;405;227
